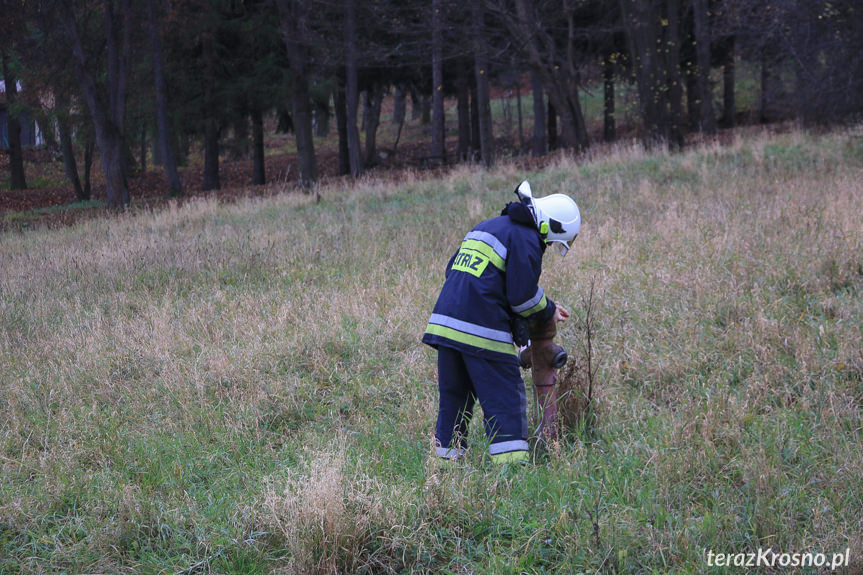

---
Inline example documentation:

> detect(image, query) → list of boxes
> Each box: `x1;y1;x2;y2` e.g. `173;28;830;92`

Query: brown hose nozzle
518;344;568;370
519;316;568;440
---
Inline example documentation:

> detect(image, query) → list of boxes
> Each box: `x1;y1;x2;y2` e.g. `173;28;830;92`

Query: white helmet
515;180;581;256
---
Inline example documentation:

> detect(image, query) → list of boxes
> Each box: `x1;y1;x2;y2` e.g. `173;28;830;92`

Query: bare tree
59;0;133;208
147;0;182;196
363;84;384;167
54;92;87;200
530;70;547;155
1;52;27;190
430;0;446;164
275;0;317;188
344;0;363;178
494;0;589;152
692;0;717;134
201;26;220;191
602;50;616;142
472;0;495;167
666;0;685;149
619;0;687;147
455;64;472;161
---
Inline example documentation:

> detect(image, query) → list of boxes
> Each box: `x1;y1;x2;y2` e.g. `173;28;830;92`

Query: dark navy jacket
422;203;556;361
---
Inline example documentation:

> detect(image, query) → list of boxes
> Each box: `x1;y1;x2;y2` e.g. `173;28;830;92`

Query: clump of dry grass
262;442;395;575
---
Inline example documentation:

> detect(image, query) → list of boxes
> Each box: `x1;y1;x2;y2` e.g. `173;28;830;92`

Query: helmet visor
554;235;577;256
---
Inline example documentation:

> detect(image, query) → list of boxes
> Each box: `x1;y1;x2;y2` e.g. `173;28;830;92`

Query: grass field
1;125;862;574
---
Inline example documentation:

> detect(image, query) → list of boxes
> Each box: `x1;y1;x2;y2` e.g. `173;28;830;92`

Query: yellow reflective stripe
425;324;517;356
518;294;548;318
490;451;529;464
461;239;506;271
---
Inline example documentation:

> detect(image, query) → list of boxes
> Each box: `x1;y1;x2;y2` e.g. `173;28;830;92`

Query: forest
1;0;862;208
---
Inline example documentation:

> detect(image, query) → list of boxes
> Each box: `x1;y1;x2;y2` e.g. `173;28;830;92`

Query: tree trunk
363;85;383;168
343;0;362;178
420;94;431;125
1;53;27;190
139;124;147;174
515;75;524;152
392;107;405;153
251;107;265;185
472;0;494;168
276;0;317;188
547;99;558;151
106;0;132;195
334;81;350;175
392;85;406;125
684;54;698;130
203;121;220;190
531;70;546;156
202;30;220;191
619;0;668;146
430;0;446;165
469;81;480;159
720;36;736;128
603;50;616;142
456;65;471;161
313;99;330;137
665;0;684;150
563;0;589;150
147;0;183;196
151;119;162;165
55;93;86;200
33;108;58;153
61;1;130;208
292;81;316;187
759;55;771;124
102;131;127;206
84;138;95;199
410;88;422;121
692;0;716;134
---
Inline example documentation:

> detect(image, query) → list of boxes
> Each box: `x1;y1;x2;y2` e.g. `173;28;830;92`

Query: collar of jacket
501;201;534;225
501;202;547;249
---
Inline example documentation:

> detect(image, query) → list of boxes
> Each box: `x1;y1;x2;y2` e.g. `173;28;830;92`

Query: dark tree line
2;0;861;207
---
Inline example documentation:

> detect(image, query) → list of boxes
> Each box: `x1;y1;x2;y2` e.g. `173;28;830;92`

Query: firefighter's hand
554;305;570;323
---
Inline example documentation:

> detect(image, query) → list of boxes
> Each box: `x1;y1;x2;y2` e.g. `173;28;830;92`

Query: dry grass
1;125;862;573
262;441;395;574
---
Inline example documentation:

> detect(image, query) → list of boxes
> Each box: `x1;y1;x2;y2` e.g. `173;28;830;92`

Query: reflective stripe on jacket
422;211;555;360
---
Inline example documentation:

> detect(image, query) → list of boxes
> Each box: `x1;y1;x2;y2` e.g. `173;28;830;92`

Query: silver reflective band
488;439;529;455
436;446;465;459
512;286;545;314
465;230;508;261
428;314;514;344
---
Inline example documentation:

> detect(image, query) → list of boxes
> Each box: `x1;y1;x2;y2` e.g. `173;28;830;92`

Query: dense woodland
1;0;861;208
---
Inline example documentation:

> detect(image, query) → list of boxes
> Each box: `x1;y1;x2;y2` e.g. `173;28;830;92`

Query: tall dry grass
1;125;861;573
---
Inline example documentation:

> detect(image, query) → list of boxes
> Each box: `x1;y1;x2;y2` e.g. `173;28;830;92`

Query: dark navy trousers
434;346;529;458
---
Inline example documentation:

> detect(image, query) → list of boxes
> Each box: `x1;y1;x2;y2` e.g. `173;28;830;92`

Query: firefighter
422;180;581;463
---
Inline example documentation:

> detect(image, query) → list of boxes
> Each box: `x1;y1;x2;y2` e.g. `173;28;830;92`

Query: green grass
1;199;105;228
1;126;862;573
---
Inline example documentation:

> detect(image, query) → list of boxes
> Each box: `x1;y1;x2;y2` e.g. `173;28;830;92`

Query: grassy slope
1;126;862;574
